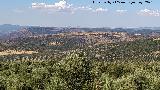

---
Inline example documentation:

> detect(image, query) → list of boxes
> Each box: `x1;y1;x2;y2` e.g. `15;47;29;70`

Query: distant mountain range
0;24;22;39
0;24;160;39
0;24;22;33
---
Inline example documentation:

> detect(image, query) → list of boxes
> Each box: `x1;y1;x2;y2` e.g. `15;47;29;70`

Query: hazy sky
0;0;160;27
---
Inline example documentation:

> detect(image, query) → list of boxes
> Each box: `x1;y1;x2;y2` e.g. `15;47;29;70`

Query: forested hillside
0;31;160;90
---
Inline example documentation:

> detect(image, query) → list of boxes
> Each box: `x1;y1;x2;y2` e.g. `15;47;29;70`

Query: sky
0;0;160;28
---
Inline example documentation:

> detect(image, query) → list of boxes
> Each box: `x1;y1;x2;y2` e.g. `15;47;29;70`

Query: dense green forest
1;52;160;90
0;36;160;90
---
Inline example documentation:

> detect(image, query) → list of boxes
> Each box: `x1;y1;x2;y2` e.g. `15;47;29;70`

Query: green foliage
1;53;160;90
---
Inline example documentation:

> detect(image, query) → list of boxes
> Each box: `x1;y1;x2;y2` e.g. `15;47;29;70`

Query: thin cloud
13;9;24;13
116;10;127;13
32;0;73;13
94;8;108;12
137;9;160;16
31;0;107;14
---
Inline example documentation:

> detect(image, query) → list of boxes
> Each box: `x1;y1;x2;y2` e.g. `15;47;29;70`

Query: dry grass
49;42;63;46
0;50;38;56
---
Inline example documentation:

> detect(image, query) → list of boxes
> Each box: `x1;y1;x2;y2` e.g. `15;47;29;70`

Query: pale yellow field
0;50;38;56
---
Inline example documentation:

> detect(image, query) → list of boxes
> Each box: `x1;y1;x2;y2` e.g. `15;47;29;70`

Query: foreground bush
0;52;160;90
